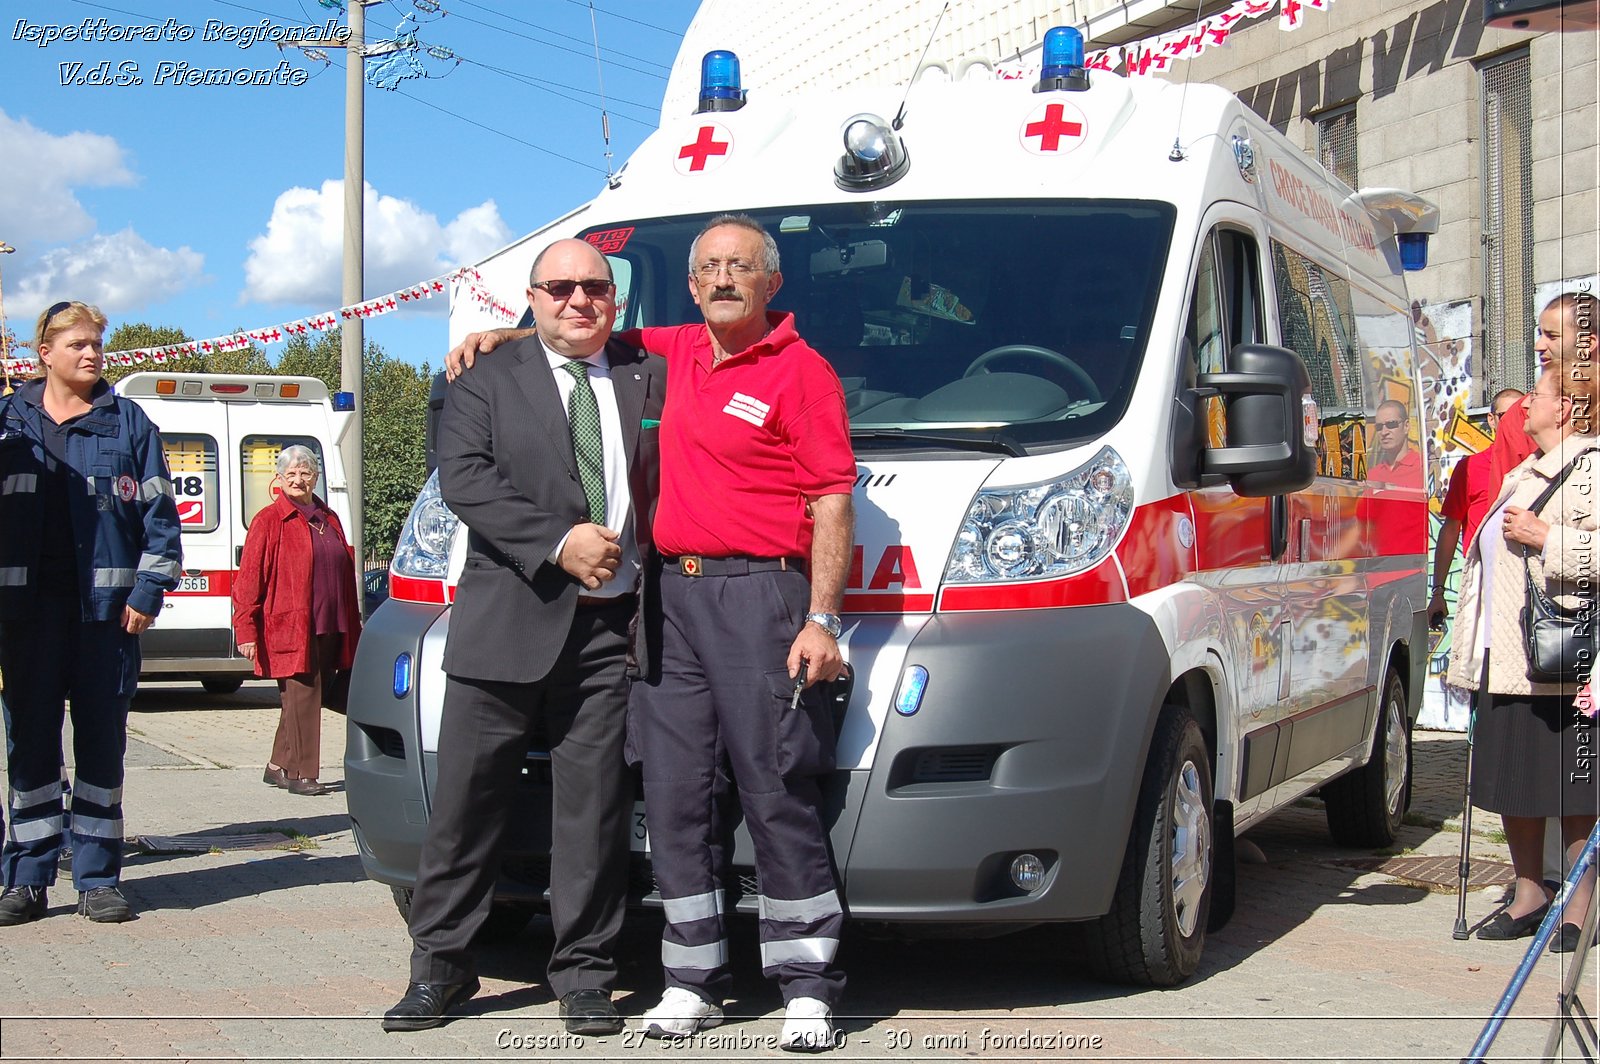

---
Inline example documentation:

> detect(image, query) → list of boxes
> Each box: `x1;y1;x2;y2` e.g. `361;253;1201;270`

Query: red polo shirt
623;313;855;559
1440;448;1494;549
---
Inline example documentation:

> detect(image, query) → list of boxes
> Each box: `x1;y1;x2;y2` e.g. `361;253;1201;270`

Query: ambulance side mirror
1194;344;1317;498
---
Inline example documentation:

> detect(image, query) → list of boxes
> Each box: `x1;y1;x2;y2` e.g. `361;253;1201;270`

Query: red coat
231;493;362;679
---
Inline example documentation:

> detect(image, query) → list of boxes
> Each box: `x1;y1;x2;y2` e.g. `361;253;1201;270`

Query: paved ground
0;682;1592;1062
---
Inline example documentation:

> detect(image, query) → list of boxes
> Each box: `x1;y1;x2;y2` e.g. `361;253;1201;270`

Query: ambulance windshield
591;200;1174;451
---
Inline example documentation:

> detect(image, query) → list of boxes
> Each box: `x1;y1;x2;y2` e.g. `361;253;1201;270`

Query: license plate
631;802;650;854
178;575;210;592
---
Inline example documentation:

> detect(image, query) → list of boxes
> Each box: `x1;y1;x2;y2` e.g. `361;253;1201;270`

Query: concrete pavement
0;682;1591;1062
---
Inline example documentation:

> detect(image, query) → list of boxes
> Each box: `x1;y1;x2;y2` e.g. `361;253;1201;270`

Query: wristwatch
805;612;843;638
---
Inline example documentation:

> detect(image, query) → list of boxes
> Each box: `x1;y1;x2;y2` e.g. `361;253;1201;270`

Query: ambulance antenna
893;0;949;131
588;2;619;189
1168;0;1208;162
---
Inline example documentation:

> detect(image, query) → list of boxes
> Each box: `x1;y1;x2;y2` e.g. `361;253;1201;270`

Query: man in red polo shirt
446;215;855;1051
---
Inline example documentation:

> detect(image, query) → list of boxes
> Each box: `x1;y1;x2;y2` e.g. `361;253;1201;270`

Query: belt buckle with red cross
677;555;703;576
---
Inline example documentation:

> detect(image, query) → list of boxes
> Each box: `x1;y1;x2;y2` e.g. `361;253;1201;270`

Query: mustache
710;286;741;300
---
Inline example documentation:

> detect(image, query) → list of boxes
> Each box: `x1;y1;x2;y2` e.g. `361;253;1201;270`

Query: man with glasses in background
1368;398;1421;485
383;238;664;1035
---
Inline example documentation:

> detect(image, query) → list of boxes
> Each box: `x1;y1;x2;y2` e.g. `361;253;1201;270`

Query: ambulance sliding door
157;395;235;657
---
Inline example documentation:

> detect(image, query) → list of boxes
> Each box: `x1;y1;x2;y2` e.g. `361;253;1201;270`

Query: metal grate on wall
1481;50;1535;393
1316;105;1359;190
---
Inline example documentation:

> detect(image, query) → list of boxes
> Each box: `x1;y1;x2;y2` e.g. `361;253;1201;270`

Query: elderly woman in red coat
231;445;362;796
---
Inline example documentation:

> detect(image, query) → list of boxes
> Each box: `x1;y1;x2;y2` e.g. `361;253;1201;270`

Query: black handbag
1520;450;1600;683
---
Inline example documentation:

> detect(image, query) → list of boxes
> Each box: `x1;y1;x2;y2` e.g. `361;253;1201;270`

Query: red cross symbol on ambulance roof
1021;102;1088;155
675;123;732;175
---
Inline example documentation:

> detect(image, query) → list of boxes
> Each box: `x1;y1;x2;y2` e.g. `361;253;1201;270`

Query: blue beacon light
1035;26;1090;92
697;50;746;113
1398;232;1429;272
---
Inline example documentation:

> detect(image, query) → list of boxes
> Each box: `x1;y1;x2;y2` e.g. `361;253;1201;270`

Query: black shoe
559;988;622;1035
382;977;480;1032
0;886;47;926
1550;923;1583;953
77;886;135;923
1478;902;1550;940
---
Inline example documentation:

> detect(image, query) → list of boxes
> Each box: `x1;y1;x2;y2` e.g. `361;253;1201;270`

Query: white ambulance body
347;35;1436;985
119;372;352;692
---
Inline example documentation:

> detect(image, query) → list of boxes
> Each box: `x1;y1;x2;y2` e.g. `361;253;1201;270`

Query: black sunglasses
1375;419;1405;431
531;278;613;301
44;300;73;324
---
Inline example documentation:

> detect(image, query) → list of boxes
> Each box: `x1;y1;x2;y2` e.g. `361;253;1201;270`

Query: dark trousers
1;597;139;891
407;601;633;997
271;632;340;781
631;567;846;1007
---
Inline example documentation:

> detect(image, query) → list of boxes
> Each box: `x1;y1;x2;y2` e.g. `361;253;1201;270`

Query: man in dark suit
383;238;664;1034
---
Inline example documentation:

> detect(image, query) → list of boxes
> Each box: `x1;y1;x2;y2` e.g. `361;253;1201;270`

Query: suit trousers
271;632;340;781
407;599;633;996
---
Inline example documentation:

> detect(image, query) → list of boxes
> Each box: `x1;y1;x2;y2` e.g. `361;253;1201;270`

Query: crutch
1453;656;1490;939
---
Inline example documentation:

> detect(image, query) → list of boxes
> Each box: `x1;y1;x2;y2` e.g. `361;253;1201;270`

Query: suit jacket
437;335;664;683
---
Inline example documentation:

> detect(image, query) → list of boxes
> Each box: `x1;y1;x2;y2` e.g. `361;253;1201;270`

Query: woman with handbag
1448;358;1600;951
231;445;361;796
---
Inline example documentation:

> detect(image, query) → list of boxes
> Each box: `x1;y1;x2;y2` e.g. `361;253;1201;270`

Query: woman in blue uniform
0;301;182;925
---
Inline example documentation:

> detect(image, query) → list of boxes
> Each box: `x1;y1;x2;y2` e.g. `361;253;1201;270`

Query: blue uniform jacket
0;378;183;622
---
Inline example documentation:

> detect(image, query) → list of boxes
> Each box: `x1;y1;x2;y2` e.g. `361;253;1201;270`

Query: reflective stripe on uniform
9;781;63;809
141;475;173;501
757;889;842;925
0;566;29;586
661;938;728;970
2;473;37;495
137;553;181;580
759;936;839;967
70;814;124;839
93;568;135;588
9;815;64;844
662;889;725;926
71;780;122;808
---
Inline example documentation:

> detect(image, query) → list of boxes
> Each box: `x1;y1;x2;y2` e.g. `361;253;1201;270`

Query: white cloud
242;181;513;311
0;109;135;250
10;229;205;322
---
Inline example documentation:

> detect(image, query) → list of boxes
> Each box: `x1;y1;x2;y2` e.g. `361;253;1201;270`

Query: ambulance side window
163;433;219;534
1185;228;1263;448
1271;241;1365;480
240;436;325;524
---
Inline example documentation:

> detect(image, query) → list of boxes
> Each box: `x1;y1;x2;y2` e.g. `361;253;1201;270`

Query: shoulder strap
1527;448;1599;516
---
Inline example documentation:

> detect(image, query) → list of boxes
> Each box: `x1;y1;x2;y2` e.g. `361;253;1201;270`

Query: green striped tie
560;359;607;525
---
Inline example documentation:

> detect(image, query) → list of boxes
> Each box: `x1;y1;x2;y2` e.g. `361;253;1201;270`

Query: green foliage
104;322;432;558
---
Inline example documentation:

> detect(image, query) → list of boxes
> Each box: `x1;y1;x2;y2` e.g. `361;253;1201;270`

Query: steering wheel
962;344;1101;403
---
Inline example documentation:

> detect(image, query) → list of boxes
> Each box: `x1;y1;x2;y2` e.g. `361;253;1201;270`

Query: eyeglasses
1529;390;1569;404
531;278;614;301
692;260;763;281
1375;419;1405;431
43;301;72;324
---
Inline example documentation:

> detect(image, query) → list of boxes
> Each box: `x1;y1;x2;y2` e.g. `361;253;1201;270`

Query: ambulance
345;28;1438;985
118;372;352;692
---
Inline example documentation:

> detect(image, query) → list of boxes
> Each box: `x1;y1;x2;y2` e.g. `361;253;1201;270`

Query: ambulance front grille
905;746;1001;784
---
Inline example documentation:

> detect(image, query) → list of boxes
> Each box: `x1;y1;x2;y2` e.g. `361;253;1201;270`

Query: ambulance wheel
1083;705;1212;986
1323;667;1410;848
389;886;537;941
200;678;244;695
962;344;1102;402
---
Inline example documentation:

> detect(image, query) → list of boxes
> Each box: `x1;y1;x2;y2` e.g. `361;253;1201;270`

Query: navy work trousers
1;596;139;890
630;565;846;1007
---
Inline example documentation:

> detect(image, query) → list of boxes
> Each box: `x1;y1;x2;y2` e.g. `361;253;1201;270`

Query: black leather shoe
560;988;622;1035
1477;902;1550;940
1550;922;1583;953
381;977;480;1032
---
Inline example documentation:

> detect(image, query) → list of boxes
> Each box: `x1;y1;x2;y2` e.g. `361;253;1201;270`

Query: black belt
662;555;801;577
575;592;638;608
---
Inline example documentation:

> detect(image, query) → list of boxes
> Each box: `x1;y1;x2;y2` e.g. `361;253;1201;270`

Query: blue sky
1;0;702;368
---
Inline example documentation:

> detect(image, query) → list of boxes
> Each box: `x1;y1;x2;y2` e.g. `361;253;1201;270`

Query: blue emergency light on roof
1398;232;1429;272
696;50;746;113
333;390;355;411
1035;26;1090;92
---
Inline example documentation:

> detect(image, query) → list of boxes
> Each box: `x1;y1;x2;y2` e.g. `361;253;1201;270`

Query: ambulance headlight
391;470;459;579
945;447;1132;583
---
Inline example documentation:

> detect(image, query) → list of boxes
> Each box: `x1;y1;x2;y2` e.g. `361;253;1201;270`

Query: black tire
1083;706;1214;986
389;885;536;941
200;677;244;695
1324;667;1411;847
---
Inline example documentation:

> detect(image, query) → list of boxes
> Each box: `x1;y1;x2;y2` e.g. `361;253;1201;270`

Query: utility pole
341;0;365;568
0;240;14;395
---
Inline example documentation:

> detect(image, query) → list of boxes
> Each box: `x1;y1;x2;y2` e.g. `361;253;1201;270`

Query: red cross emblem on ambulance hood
1020;101;1089;155
675;122;733;175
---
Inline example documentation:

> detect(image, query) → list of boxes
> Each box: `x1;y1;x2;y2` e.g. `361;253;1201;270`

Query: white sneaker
780;996;837;1052
640;986;723;1038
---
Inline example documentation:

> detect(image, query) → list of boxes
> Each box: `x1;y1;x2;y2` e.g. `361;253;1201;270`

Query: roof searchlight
833;113;910;192
1035;26;1090;92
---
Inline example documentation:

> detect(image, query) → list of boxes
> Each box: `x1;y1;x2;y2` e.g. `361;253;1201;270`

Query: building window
1316;105;1359;189
1481;49;1534;392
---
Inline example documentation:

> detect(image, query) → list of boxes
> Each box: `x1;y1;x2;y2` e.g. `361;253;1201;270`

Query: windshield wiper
850;429;1026;457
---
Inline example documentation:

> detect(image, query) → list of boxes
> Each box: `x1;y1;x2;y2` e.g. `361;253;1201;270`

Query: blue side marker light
393;653;413;698
895;665;928;716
